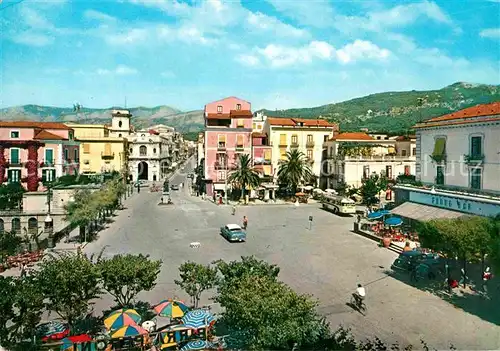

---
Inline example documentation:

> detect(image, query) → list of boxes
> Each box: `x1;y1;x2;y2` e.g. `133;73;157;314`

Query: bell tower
110;109;131;137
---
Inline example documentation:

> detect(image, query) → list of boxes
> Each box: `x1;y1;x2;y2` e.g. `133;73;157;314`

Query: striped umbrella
37;321;69;341
104;309;141;331
111;324;148;339
181;309;215;329
180;340;214;351
154;299;190;318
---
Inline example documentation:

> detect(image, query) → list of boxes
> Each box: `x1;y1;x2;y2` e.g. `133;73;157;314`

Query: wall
0;127;35;140
417;122;500;192
205;97;251;115
342;160;416;188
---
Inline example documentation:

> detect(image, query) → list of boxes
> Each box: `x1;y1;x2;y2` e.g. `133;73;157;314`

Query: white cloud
480;28;500;38
128;0;192;16
97;65;138;76
105;28;149;45
84;10;116;22
11;32;54;46
336;40;391;64
237;54;260;67
266;0;335;27
20;7;54;29
412;48;470;68
335;1;455;33
246;12;307;38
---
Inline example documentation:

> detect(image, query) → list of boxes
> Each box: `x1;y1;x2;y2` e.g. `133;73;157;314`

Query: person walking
242;216;248;230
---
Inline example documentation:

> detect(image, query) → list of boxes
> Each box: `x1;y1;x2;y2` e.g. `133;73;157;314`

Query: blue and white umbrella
181;309;215;329
367;211;384;220
180;340;214;351
385;216;403;227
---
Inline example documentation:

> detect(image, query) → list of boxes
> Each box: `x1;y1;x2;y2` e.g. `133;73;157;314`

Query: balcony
101;151;115;159
464;154;484;165
6;159;22;167
40;159;55;167
306;158;314;165
278;142;287;148
306;141;315;148
290;142;299;149
235;145;244;152
214;162;228;170
217;144;226;152
339;155;417;162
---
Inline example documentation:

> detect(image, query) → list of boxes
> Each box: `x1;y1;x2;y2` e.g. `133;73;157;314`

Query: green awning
432;138;446;157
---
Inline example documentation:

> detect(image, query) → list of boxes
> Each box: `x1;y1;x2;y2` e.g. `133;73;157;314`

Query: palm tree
228;154;261;203
277;149;312;194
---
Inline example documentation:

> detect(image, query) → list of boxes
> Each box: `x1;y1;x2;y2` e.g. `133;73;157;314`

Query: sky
1;0;499;111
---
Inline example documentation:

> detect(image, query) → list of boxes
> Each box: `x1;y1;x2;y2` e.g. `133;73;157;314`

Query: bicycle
350;294;366;313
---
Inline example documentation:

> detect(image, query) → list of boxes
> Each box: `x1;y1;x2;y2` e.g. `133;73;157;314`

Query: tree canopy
228;154;261;201
277;149;313;193
175;261;218;308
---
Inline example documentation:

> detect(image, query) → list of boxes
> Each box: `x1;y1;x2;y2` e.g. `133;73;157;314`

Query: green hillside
258;82;500;133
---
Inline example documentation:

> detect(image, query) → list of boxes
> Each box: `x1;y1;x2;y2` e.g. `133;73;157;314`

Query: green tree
213;256;280;290
99;254;162;307
0;231;22;261
36;252;102;327
359;174;379;207
174;261;218;308
215;274;325;350
65;189;99;241
0;183;25;210
277;149;312;194
228;154;261;203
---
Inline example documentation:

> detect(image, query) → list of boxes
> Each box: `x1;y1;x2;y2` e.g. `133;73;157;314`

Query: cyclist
352;283;365;308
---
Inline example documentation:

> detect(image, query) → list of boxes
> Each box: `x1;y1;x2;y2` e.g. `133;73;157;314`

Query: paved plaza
83;159;500;350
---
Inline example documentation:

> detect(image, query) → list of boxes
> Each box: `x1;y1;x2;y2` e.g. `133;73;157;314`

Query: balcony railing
464;154;484;165
235;145;244;152
214;162;228;170
41;160;55;167
278;142;287;148
306;141;315;148
6;159;22;167
290;142;299;149
339;155;417;162
217;144;226;151
101;152;115;159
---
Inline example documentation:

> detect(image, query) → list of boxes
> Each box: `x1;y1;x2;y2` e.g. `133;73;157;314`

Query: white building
252;112;267;133
391;102;500;222
323;132;416;189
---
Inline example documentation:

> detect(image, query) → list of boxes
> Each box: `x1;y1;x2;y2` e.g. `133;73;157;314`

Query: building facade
203;96;253;197
252;112;267;133
66;123;129;175
263;117;338;185
0;121;79;191
391;102;500;222
323;132;416;189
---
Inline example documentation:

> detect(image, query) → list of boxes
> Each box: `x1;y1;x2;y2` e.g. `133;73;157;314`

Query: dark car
170;184;179;190
391;250;444;280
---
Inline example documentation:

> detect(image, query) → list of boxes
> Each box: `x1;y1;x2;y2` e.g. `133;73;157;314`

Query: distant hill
2;82;499;134
0;105;204;133
258;82;500;133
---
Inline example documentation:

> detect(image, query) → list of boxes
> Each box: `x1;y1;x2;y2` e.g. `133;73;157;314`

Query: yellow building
65;123;128;175
263;117;338;183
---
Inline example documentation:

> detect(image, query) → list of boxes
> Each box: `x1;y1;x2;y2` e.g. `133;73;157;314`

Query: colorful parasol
60;335;93;351
181;309;215;329
37;321;70;341
104;309;141;331
180;340;214;351
111;324;148;339
385;216;403;227
367;211;384;220
154;299;190;318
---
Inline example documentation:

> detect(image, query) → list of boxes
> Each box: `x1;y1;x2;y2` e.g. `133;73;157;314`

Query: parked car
391;250;444;280
170;184;179;190
220;224;246;242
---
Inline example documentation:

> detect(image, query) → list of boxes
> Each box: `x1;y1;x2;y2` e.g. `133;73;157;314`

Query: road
84;158;500;350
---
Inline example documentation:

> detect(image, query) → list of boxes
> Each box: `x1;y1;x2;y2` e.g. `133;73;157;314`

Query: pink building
0;121;80;191
252;133;273;180
203;97;253;197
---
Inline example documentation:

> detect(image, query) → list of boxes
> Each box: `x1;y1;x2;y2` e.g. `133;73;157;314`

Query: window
42;169;56;183
237;119;244;128
10;131;19;138
44;149;53;165
139;145;147;156
153;148;157;154
386;165;393;179
129;148;133;154
252;123;256;130
236;104;241;110
404;165;410;176
307;134;313;143
8;169;21;183
291;134;298;145
470;136;482;157
10;148;19;164
279;134;287;146
217;105;223;113
68;132;73;140
119;121;123;128
64;149;69;161
432;137;446;161
307;149;313;160
470;168;482;189
74;149;78;161
83;143;90;154
323;135;329;142
118;134;122;137
436;165;445;185
363;165;370;179
83;159;90;165
104;129;109;137
401;149;407;156
412;148;416;156
217;171;226;180
218;135;226;148
104;143;112;156
280;149;287;160
236;135;244;147
264;149;271;160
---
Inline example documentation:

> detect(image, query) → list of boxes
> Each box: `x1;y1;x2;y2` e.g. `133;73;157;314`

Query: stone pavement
79;158;499;350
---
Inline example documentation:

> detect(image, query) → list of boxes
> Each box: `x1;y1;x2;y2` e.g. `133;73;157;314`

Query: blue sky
1;0;499;111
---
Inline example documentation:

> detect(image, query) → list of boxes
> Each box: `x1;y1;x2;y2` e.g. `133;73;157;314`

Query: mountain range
1;82;498;134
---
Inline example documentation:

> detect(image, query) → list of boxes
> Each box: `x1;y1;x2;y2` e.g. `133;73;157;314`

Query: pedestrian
356;214;361;223
20;262;26;278
242;216;248;230
482;267;492;293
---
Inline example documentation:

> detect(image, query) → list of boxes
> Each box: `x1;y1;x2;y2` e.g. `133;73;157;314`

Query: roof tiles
267;117;336;128
332;132;374;141
0;121;71;129
415;102;500;128
33;130;66;140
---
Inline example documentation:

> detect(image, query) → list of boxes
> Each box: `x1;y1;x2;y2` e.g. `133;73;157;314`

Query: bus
321;193;356;215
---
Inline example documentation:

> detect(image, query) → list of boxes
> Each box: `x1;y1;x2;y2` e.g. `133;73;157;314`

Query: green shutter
45;149;54;165
10;149;19;163
471;137;482;156
41;170;47;183
51;169;56;182
432;138;446;157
